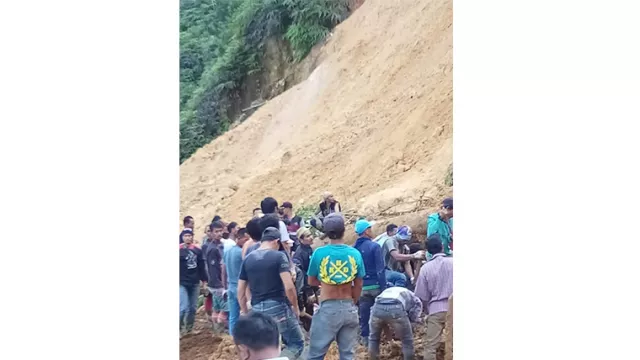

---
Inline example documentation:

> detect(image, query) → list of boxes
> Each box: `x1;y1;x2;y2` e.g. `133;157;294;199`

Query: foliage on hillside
180;0;349;162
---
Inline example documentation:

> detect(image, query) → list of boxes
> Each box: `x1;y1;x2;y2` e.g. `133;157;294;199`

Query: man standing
281;202;294;222
414;234;453;360
306;213;365;360
427;197;453;257
179;229;207;335
353;219;386;347
293;227;317;331
233;312;288;360
223;221;239;253
237;227;304;359
368;286;423;360
180;216;195;244
205;221;228;333
224;227;249;337
261;197;293;248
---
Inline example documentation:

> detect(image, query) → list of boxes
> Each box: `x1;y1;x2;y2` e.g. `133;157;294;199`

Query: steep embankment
180;0;453;237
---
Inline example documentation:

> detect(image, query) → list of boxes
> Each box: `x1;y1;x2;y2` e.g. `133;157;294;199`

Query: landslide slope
180;0;453;235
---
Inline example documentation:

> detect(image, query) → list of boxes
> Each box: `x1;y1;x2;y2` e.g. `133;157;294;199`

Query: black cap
282;201;293;209
442;197;453;209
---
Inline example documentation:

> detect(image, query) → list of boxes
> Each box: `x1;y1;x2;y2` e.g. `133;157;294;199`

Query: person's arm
221;262;227;289
403;260;415;281
374;244;387;291
197;249;208;284
414;267;431;312
238;279;248;314
277;253;299;316
307;251;321;287
351;252;365;303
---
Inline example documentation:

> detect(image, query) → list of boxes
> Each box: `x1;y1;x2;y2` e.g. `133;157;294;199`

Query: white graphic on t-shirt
186;250;197;270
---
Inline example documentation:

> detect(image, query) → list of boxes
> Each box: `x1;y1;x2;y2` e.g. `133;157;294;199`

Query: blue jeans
251;299;304;359
369;301;414;360
179;283;200;331
359;288;381;338
385;270;408;288
227;287;240;337
309;299;359;360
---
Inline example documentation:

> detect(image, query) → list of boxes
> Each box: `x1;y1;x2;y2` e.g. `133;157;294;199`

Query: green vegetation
444;163;453;186
180;0;350;162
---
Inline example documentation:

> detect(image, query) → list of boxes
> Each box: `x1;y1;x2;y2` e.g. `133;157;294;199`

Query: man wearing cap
414;234;453;360
353;218;387;346
238;226;305;359
307;213;365;360
427;197;453;257
376;225;425;287
281;201;294;222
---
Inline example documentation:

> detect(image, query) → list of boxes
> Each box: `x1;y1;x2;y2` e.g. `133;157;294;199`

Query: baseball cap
396;225;412;241
261;227;281;242
442;197;453;209
282;201;293;209
354;219;372;235
323;213;345;233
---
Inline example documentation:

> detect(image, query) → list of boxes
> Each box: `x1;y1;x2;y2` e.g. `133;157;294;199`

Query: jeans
309;299;359;360
424;311;446;360
359;288;381;338
252;299;305;359
369;301;414;360
385;270;408;288
179;283;200;331
227;287;240;337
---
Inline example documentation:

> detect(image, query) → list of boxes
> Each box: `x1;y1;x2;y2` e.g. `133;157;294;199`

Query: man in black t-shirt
237;227;305;359
179;229;207;336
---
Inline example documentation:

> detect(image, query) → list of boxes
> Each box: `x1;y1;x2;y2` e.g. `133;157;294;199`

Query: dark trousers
358;288;381;338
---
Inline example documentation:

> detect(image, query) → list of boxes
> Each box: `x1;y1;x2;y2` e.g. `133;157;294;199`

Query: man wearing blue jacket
353;219;386;347
427;197;453;257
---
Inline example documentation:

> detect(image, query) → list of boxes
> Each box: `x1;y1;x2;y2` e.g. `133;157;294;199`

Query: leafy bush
179;0;350;163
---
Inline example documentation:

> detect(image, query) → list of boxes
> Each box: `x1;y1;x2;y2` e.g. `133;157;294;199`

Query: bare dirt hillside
180;0;453;238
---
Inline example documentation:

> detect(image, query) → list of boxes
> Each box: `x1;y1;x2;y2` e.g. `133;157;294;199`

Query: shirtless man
307;213;365;360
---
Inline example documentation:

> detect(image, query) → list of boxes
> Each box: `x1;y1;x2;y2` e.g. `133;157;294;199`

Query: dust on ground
180;311;446;360
179;0;453;235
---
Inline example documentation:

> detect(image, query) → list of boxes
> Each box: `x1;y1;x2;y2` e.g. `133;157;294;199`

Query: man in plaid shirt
368;286;423;360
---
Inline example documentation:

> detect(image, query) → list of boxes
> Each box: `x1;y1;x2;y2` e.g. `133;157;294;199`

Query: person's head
227;222;239;237
296;227;314;245
261;226;281;244
281;202;293;218
260;197;279;215
233;312;281;360
181;229;194;244
246;217;262;241
426;233;443;255
212;215;222;223
236;228;249;247
259;213;280;232
205;224;212;238
324;213;346;241
396;225;413;243
183;216;194;229
210;221;225;241
409;242;423;254
252;208;262;218
323;191;335;203
386;224;398;236
440;197;453;219
355;218;373;238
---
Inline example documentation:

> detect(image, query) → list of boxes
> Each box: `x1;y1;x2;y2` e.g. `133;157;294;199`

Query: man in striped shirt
414;234;453;360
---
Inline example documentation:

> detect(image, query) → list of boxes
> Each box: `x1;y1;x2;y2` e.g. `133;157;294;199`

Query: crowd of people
179;194;454;360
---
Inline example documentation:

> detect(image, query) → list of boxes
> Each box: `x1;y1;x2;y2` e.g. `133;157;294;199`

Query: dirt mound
180;0;453;233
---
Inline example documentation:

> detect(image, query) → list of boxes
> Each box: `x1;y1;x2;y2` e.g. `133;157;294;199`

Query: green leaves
179;0;350;163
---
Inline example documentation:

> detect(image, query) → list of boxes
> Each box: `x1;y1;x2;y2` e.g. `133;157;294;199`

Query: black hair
291;216;302;225
227;222;238;232
259;214;280;232
426;233;443;254
260;197;279;214
205;224;212;231
237;228;247;238
212;215;222;222
183;216;194;226
246;218;262;241
211;221;225;230
326;228;345;240
233;312;279;351
409;243;423;254
386;224;398;234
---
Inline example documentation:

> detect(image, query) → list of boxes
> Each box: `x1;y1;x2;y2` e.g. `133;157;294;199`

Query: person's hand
413;250;426;260
292;306;300;318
